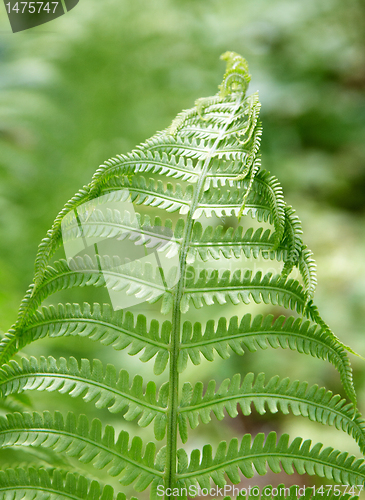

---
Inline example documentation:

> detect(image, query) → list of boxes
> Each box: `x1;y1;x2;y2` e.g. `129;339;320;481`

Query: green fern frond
174;122;230;142
0;467;127;500
178;373;365;450
0;411;164;491
218;52;251;98
0;356;168;440
281;205;304;273
0;303;170;375
4;52;363;500
98;174;193;214
166;94;252;137
167;104;204;137
196;168;286;220
180;269;310;314
142;134;247;162
62;208;183;260
182;92;260;145
298;246;317;302
187;226;286;263
178;313;355;404
31;56;261;294
234;92;261;146
202;163;245;190
177;432;365;489
192;193;272;220
17;256;174;329
251;170;286;248
307;303;363;363
91;150;199;190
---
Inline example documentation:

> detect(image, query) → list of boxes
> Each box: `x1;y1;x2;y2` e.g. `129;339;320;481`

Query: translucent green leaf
179;313;355;404
178;432;365;489
0;303;170;375
0;467;118;500
0;411;163;489
0;356;168;440
178;373;365;452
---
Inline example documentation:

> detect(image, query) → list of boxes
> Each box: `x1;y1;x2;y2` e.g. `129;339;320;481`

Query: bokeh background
0;0;365;495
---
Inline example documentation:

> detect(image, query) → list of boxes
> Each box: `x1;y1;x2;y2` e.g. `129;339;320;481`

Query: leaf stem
164;94;244;499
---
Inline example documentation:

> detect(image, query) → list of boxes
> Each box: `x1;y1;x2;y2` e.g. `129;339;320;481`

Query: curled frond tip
219;51;251;97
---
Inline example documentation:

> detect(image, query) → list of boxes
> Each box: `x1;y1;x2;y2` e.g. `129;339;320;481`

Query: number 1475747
5;2;59;14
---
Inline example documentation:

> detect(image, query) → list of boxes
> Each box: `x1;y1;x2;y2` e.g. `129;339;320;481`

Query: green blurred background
0;0;365;493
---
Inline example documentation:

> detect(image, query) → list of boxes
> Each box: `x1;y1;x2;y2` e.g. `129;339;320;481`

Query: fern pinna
0;52;364;500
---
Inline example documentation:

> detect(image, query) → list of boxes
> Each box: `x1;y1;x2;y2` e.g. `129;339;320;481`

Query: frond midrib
164;93;246;490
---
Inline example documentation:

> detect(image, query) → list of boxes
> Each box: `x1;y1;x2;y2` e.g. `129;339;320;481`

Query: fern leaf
33;168;190;290
143;134;221;160
279;206;318;302
62;207;183;260
180;269;309;315
32;58;263;293
178;313;355;405
0;411;164;491
177;432;365;489
181;269;348;369
101;174;193;214
144;134;249;163
219;52;251;97
0;303;170;375
91;149;199;189
0;467;123;500
194;178;275;220
6;51;363;500
16;256;174;329
192;199;271;221
307;302;362;367
251;170;286;248
171;92;260;148
0;356;168;440
298;246;317;302
187;226;286;263
167;102;207;136
174;123;230;142
281;205;304;272
178;373;365;451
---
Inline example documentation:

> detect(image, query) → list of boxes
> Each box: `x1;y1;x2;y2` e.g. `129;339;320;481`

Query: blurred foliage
0;0;365;490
